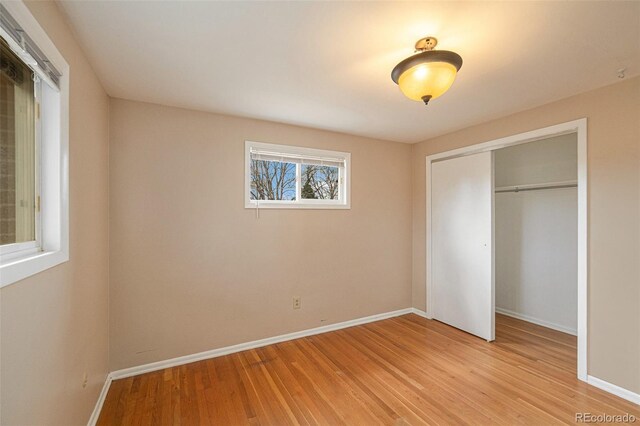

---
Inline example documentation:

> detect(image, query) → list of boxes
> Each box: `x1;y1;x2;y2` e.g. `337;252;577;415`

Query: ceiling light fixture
391;37;462;106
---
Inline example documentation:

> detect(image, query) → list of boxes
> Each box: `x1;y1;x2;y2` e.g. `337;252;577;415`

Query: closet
429;132;579;341
428;123;585;376
494;134;578;335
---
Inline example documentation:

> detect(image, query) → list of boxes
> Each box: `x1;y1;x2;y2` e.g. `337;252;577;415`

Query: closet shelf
494;180;578;193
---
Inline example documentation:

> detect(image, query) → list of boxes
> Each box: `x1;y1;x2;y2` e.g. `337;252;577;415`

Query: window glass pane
1;38;36;245
250;160;296;201
301;165;339;200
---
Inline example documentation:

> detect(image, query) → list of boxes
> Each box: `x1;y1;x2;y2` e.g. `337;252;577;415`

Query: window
0;2;69;287
1;36;40;254
245;141;350;209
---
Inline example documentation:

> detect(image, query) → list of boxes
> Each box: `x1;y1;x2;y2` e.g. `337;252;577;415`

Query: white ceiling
58;1;640;143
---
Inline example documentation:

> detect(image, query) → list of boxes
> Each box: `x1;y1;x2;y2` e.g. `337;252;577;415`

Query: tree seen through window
301;165;339;200
250;160;296;200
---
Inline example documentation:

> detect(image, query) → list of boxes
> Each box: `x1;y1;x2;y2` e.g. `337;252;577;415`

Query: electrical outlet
82;372;88;388
293;296;301;309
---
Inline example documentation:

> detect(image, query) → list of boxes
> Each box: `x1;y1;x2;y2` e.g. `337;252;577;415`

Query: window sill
245;202;351;210
0;249;69;288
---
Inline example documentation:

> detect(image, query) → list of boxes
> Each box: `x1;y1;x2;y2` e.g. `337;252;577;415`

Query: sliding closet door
431;151;494;341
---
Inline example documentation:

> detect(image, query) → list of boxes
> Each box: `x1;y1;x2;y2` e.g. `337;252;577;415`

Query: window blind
0;4;61;88
250;149;346;168
0;37;27;85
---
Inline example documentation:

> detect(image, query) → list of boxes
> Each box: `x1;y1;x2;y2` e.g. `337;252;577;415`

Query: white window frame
0;1;70;288
245;141;351;209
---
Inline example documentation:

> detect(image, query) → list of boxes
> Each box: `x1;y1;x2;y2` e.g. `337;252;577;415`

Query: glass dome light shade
391;50;463;104
397;62;458;102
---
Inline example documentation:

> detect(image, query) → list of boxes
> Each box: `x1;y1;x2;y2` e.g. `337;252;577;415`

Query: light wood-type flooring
98;314;640;425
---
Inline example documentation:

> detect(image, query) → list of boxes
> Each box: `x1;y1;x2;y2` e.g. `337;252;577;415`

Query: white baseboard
110;308;415;380
587;375;640;406
87;373;113;426
410;308;429;318
495;307;577;336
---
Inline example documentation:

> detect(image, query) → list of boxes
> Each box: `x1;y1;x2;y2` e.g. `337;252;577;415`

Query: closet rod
495;181;578;193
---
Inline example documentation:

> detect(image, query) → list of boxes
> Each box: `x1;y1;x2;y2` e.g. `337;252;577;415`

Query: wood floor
98;314;640;425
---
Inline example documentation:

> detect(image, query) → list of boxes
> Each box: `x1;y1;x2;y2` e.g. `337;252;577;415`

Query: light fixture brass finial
415;37;438;52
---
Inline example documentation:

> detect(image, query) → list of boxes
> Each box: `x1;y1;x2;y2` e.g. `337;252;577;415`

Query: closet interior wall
494;134;578;334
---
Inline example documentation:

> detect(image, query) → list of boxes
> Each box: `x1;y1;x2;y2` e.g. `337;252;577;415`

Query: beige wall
412;76;640;394
109;98;412;371
0;2;110;425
